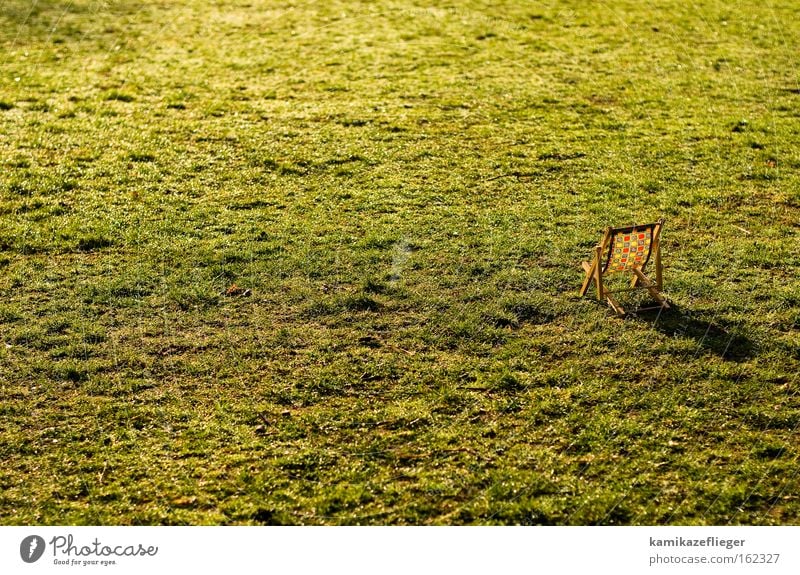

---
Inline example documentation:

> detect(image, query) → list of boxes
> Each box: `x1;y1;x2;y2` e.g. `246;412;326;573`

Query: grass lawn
0;0;798;525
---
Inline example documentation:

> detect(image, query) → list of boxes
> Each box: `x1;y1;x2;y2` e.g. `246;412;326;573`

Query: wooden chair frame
579;218;669;316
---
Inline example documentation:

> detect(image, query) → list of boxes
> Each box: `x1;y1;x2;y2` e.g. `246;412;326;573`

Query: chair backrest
602;220;662;275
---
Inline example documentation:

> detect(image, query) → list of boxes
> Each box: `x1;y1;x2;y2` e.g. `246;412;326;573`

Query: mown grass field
1;0;798;525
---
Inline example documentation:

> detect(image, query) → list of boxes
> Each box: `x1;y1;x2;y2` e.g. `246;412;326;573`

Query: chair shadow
631;302;754;361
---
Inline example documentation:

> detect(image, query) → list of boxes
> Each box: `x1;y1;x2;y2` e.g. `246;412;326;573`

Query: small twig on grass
484;171;538;182
386;343;415;356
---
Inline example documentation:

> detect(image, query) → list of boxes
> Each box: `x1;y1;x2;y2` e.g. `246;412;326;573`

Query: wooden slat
632;268;652;285
594;245;603;300
633;268;669;307
654;238;663;290
606;294;625;316
579;260;595;296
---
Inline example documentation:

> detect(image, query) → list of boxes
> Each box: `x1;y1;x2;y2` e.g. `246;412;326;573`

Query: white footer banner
1;526;797;574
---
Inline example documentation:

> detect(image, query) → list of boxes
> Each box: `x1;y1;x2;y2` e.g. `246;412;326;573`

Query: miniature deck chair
579;218;669;316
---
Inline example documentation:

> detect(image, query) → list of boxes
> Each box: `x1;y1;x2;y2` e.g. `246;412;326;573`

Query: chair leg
579;261;594;296
632;268;670;309
594;246;603;301
654;241;663;290
606;294;626;316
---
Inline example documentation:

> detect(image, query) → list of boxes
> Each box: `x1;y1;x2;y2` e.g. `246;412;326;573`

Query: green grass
1;0;798;525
